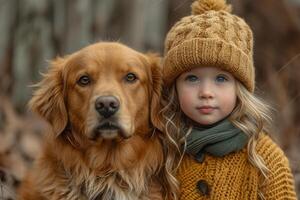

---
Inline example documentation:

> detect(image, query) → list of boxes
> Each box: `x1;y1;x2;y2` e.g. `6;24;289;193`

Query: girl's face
176;67;237;126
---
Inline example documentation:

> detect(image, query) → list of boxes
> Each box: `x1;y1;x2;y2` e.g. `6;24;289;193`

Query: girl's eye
125;73;138;83
185;75;199;82
77;75;91;86
215;75;228;83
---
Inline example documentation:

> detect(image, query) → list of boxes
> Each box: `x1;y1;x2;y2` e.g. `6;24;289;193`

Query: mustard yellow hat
163;0;255;92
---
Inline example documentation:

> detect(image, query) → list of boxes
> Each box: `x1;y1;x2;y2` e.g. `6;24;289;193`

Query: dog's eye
77;75;91;86
125;73;137;83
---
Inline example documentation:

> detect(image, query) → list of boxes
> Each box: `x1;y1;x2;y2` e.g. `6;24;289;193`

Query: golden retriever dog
18;42;177;200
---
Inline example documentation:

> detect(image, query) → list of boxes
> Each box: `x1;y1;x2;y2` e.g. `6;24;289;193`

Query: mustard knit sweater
177;135;297;199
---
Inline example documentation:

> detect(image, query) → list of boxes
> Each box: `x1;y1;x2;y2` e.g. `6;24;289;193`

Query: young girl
160;0;297;199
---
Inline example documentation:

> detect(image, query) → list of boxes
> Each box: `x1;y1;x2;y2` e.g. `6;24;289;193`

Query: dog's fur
18;42;171;200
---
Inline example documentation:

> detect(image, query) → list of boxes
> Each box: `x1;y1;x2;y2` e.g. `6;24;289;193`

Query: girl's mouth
197;106;216;114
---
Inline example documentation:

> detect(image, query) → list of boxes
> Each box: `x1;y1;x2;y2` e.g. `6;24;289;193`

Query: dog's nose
95;96;120;118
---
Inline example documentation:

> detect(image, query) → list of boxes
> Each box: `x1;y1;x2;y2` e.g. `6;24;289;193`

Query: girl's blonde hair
160;80;273;197
230;81;272;178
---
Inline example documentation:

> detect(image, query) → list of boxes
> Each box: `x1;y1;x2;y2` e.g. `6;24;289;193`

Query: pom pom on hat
191;0;232;15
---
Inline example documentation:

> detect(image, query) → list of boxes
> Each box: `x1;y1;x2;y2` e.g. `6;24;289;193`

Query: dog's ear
29;57;68;137
146;53;164;131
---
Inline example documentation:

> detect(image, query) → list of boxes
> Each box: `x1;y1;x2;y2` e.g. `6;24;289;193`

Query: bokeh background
0;0;300;198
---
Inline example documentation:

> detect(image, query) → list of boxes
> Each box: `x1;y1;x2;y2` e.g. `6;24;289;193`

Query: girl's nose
199;81;214;99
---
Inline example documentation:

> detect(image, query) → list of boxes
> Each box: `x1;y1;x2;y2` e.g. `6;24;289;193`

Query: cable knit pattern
257;135;297;199
163;0;255;92
177;135;297;199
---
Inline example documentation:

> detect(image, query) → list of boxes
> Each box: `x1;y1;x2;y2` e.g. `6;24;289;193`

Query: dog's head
30;42;162;144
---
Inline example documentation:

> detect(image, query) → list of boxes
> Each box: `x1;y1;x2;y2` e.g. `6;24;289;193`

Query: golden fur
18;42;176;200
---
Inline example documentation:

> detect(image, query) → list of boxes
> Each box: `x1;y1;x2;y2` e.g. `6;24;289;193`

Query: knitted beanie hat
163;0;255;92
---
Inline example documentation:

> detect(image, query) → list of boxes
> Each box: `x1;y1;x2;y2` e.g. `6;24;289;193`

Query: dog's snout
95;96;120;118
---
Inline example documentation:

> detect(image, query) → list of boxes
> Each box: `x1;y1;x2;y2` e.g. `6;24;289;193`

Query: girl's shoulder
255;133;291;170
255;135;297;198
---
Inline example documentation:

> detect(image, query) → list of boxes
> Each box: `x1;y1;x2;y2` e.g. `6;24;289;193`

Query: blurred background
0;0;299;198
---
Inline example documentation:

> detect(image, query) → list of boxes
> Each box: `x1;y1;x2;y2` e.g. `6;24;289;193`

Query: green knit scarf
186;119;248;158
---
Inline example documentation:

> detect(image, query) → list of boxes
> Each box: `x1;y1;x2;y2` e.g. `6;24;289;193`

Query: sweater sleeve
256;134;297;200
